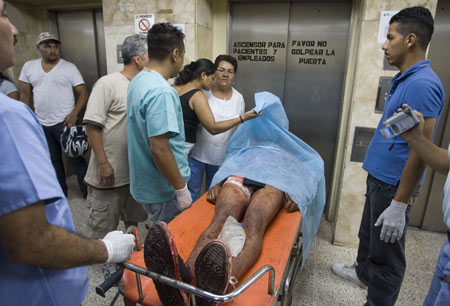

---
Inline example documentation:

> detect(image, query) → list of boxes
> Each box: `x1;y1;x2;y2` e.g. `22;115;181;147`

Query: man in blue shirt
0;2;136;305
332;7;445;306
400;107;450;306
127;23;192;224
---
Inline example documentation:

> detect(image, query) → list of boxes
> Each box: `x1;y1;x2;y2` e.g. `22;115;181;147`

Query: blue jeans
140;198;183;225
356;174;414;306
43;122;88;198
187;156;219;202
423;240;450;306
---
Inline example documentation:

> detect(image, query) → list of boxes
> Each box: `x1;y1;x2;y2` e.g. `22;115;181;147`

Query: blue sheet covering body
211;92;326;265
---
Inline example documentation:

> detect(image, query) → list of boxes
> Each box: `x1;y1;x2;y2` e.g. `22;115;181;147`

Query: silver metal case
381;106;420;139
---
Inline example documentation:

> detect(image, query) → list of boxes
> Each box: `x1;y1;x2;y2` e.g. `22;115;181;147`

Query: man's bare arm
400;109;449;175
85;123;114;186
0;201;108;269
149;133;185;190
394;117;436;203
19;81;32;108
64;84;88;127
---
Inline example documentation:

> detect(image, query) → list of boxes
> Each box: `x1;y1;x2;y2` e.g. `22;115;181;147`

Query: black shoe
144;222;189;306
194;240;232;306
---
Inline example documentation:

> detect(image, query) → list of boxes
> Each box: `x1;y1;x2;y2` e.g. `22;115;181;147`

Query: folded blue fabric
211;91;326;266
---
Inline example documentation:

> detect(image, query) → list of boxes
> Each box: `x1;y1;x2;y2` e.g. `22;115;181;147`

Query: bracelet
239;115;243;123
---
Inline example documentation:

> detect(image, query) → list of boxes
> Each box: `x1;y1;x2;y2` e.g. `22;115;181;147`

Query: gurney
97;193;303;306
97;92;324;305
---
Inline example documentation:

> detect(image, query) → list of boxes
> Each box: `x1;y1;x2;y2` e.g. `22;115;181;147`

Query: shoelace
229;276;238;290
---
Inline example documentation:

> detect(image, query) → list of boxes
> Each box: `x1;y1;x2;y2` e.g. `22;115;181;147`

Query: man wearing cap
19;32;89;198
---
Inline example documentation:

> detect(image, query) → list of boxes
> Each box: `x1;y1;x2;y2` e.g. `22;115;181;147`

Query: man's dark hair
214;54;238;73
390;6;434;50
147;23;185;61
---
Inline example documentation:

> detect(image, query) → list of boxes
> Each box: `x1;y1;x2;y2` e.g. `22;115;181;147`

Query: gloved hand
176;183;192;210
102;230;136;263
375;199;408;243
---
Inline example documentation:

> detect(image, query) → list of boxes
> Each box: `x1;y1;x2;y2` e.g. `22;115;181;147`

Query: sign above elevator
232;41;285;62
232;39;336;65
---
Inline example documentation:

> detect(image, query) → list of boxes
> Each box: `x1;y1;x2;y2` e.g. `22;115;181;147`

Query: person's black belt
447;230;450;243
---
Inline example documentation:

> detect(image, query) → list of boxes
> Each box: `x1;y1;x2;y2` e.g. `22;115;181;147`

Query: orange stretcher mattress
122;194;302;305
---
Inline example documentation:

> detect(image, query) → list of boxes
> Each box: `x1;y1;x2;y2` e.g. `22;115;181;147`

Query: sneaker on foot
331;263;368;289
195;240;232;306
144;222;189;306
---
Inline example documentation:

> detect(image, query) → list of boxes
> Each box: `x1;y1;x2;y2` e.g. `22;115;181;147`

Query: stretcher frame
97;194;303;306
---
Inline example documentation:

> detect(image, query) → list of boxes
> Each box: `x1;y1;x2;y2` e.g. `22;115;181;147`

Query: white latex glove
102;230;136;263
375;199;408;243
175;183;192;210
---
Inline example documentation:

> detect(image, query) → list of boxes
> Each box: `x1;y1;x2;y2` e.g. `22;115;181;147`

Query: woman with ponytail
173;58;258;153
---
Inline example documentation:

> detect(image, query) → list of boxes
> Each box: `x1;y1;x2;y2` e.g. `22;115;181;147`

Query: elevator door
49;9;107;92
410;0;450;232
230;1;352;204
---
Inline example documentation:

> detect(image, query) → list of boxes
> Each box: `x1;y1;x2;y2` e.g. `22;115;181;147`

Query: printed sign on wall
377;11;399;43
135;14;154;34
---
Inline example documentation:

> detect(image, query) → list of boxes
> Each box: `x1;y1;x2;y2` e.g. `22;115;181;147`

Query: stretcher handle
119;262;276;303
95;267;124;298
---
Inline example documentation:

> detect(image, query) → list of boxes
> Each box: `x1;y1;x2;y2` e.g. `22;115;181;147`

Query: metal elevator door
230;1;352;206
410;0;450;232
48;9;107;92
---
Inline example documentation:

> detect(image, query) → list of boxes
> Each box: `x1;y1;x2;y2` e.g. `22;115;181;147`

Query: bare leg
187;183;249;270
231;185;284;280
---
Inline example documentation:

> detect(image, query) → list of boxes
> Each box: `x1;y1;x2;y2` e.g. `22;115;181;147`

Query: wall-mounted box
383;56;398;71
117;45;123;64
351;127;376;163
375;76;393;113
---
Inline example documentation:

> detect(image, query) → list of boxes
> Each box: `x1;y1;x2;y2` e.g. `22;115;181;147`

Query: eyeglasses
217;68;235;75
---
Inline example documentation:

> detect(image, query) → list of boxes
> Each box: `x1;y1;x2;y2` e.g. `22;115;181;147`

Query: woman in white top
189;55;250;201
173;59;258;153
0;72;19;100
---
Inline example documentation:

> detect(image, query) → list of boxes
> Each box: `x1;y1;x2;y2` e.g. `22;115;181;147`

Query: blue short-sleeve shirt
0;94;88;306
363;60;445;186
127;70;190;203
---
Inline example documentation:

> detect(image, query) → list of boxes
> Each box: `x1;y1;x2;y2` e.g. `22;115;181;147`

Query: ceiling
7;0;99;7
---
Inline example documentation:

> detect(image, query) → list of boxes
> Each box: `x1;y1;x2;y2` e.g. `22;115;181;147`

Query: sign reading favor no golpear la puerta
134;14;154;34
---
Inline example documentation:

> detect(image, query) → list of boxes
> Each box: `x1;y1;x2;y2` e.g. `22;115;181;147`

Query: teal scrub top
127;70;190;203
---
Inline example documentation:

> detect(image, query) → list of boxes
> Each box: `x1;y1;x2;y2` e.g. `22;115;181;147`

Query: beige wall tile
6;2;49;86
365;0;438;21
102;0;212;72
196;24;212;59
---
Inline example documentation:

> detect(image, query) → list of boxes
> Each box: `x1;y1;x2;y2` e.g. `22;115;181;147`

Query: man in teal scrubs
127;23;192;224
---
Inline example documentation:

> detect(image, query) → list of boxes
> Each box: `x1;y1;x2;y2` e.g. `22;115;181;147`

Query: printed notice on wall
377;11;398;43
135;14;154;34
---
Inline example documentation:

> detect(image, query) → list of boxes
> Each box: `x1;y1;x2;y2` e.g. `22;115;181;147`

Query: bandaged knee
224;175;252;202
218;216;246;257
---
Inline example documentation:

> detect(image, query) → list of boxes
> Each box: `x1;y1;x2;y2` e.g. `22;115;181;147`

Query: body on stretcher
97;194;303;306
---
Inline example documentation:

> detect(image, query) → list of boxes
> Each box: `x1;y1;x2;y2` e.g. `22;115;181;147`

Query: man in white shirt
19;32;89;198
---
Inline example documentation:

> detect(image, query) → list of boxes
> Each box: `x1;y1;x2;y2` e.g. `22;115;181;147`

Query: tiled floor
66;176;446;306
